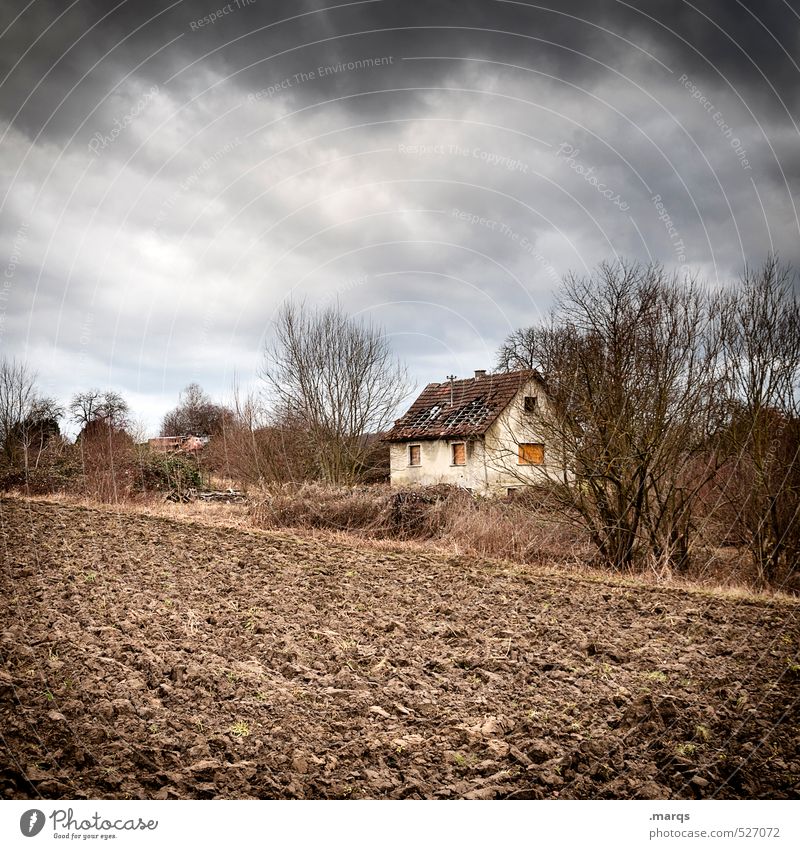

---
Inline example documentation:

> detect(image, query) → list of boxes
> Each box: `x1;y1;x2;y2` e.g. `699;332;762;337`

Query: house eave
383;432;486;444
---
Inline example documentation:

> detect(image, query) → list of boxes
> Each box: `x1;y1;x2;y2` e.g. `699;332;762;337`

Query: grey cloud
1;0;798;433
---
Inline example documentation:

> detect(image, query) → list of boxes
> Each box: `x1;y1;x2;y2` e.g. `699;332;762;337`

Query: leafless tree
161;382;230;436
716;256;800;586
0;357;62;469
260;301;410;484
69;389;130;432
495;326;538;372
207;380;315;487
15;396;63;471
496;261;724;571
0;357;37;464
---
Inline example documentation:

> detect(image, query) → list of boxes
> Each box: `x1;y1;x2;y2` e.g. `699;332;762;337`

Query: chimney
474;369;487;380
446;374;457;405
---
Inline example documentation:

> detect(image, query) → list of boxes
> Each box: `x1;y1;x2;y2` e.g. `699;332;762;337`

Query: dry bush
249;482;592;564
381;485;476;539
75;423;138;502
250;482;387;531
0;436;78;495
206;420;316;487
442;498;593;565
249;482;472;538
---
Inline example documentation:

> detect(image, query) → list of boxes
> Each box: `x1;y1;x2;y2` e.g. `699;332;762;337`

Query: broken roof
385;370;539;442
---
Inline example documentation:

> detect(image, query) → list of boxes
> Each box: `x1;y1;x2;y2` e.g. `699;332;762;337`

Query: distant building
384;369;559;496
148;435;209;454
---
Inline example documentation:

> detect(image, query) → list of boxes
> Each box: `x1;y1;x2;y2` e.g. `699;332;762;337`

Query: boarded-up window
518;442;544;465
409;444;421;466
524;395;537;413
451;442;466;465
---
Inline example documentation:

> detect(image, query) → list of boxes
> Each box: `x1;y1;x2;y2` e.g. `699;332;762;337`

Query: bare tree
260;301;410;484
161;382;230;436
716;256;800;586
69;389;130;432
495;261;724;571
0;358;62;469
0;357;37;464
495;326;538;372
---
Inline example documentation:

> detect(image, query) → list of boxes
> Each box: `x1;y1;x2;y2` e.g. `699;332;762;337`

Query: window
523;395;537;413
408;444;421;466
518;442;544;465
451;442;466;465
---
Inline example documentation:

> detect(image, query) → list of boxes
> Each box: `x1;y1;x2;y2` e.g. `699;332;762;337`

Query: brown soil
1;497;798;800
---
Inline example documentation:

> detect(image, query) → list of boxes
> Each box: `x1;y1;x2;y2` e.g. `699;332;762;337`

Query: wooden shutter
519;443;544;465
409;445;421;466
452;442;466;465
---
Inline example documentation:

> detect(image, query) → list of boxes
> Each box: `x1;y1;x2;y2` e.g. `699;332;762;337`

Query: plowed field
1;497;798;799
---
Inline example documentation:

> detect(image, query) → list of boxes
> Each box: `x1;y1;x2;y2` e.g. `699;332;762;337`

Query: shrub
74;425;137;502
248;483;592;564
250;483;385;531
136;451;203;494
0;439;81;495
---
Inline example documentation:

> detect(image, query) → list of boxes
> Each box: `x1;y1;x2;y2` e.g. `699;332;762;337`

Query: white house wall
388;439;489;490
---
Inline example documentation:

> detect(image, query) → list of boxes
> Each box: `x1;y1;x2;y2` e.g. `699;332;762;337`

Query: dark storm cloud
1;0;798;432
5;0;796;143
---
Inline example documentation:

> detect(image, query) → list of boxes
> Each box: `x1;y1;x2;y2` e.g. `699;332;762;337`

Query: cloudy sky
1;0;799;434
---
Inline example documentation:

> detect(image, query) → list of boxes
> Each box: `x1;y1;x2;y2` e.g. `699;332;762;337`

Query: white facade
389;377;562;496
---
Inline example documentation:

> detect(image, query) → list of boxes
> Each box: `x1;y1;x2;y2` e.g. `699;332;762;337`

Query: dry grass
9;486;797;604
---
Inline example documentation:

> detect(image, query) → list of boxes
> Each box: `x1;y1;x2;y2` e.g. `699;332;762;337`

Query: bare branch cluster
259;301;410;484
160;382;230;436
0;357;62;469
69;389;130;431
496;257;800;584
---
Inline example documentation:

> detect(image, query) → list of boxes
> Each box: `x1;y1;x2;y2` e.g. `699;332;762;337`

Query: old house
385;369;558;495
148;435;209;454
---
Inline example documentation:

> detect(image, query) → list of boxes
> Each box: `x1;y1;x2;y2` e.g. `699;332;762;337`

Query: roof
384;369;539;442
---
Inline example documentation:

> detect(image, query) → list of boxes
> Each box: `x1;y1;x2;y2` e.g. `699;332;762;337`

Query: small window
451;442;466;466
409;444;421;466
524;396;537;413
518;443;544;465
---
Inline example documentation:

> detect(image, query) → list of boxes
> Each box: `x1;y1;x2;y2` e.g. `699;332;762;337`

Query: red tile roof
385;370;539;442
